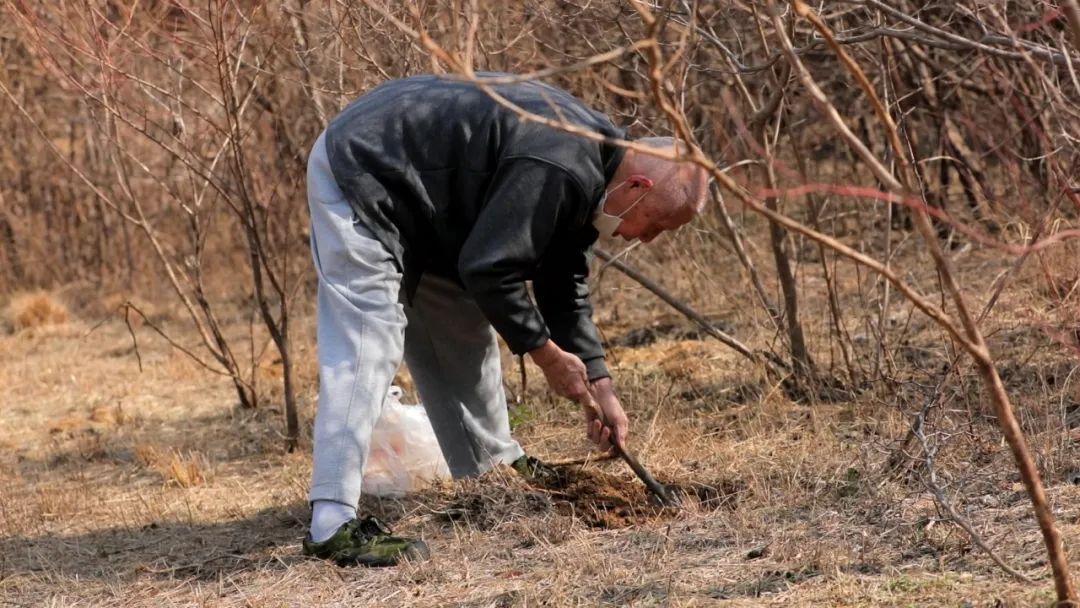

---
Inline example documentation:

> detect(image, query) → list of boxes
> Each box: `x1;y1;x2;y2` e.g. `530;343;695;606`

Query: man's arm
457;158;598;408
456;158;583;356
532;233;608;381
458;161;628;448
534;244;629;449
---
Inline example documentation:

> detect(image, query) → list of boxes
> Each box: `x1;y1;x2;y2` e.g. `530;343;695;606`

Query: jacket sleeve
457;158;604;374
533;234;608;380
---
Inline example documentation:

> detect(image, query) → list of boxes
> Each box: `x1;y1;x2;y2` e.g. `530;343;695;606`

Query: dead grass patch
166;451;209;487
48;402;131;437
134;444;211;487
4;290;69;332
3;245;1080;606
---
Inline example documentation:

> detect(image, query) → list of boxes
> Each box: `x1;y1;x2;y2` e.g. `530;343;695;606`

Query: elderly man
303;73;709;566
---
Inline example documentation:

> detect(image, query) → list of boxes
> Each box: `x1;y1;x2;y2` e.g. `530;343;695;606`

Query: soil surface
434;465;742;530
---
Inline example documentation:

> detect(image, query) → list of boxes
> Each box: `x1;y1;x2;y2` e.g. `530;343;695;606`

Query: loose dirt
432;465;741;530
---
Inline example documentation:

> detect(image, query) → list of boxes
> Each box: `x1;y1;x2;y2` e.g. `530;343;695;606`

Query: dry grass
2;0;1077;603
3;289;70;332
1;240;1079;607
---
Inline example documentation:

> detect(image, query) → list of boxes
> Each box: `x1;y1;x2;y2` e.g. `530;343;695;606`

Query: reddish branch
787;0;1075;601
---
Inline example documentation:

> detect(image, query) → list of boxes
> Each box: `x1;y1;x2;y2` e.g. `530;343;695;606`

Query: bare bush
2;0;1079;602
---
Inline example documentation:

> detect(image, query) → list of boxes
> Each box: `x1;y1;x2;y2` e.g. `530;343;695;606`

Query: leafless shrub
2;0;1080;601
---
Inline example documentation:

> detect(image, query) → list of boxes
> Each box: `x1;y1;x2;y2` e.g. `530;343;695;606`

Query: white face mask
592;180;647;237
592;197;624;237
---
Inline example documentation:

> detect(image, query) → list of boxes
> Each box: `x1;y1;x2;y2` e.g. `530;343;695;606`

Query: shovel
584;395;681;507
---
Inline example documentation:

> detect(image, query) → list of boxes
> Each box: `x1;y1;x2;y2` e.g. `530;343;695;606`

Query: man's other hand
585;377;629;452
528;341;592;405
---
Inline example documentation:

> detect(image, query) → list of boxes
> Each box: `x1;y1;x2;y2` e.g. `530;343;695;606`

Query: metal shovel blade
612;441;681;507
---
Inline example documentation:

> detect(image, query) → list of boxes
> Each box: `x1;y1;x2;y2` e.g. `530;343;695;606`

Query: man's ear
627;174;654;190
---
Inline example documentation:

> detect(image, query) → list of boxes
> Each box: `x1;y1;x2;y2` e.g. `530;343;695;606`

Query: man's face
613;197;696;243
603;164;703;243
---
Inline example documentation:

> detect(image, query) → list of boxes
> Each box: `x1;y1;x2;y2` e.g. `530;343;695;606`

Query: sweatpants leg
307;131;406;508
403;274;525;478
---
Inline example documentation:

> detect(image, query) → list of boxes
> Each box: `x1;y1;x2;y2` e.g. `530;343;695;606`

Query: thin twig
912;405;1034;583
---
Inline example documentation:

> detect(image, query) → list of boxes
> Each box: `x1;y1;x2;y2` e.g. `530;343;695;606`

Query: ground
2;243;1079;607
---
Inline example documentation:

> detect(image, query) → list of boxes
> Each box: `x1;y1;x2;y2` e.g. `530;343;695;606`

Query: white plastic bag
362;386;451;497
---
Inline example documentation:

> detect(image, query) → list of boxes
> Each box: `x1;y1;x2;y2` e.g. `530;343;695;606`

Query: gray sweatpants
307;132;524;509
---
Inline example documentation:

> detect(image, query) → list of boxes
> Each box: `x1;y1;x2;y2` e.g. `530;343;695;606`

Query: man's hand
585;377;629;452
528;341;630;451
528;340;592;406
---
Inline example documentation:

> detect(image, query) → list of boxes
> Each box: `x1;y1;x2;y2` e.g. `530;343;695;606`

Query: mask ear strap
605;178;628;198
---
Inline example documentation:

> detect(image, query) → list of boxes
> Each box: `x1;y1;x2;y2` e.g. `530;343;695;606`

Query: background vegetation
2;1;1079;605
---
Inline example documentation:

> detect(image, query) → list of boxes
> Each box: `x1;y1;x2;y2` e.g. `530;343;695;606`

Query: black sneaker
511;455;565;487
302;516;430;567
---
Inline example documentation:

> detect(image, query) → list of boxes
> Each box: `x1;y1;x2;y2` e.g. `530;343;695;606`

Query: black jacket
324;73;625;379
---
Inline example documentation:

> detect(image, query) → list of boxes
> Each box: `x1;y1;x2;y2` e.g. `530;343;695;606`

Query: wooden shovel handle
583;394;676;505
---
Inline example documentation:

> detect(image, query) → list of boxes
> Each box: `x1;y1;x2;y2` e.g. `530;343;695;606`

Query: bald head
625;137;709;213
600;137;710;243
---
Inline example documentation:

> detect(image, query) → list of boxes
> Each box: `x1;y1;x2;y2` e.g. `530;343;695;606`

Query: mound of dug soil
434;466;741;530
545;467;742;528
545;466;654;528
